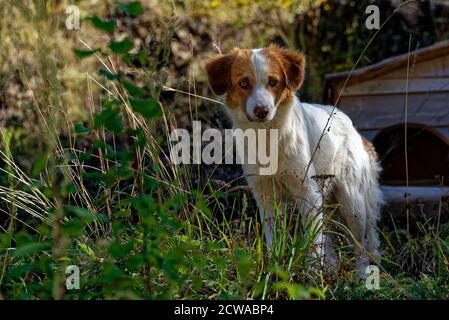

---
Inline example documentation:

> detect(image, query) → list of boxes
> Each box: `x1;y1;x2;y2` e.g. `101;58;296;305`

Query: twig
405;33;412;237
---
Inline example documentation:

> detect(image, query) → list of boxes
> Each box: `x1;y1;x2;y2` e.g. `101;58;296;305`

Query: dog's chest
242;130;310;179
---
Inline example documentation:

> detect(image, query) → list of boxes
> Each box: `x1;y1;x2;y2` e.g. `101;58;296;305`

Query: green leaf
81;171;102;181
79;151;92;161
74;123;92;134
77;241;96;258
64;206;96;220
103;97;122;107
116;208;132;218
0;233;12;250
94;106;123;134
73;48;99;59
6;264;36;278
109;240;134;259
13;242;52;257
129;97;162;119
32;154;48;177
118;1;143;16
130;127;146;147
109;37;134;54
66;183;78;194
88;16;116;32
65;206;108;223
122;50;149;66
98;68;119;80
122;80;146;97
61;220;85;237
128;253;144;269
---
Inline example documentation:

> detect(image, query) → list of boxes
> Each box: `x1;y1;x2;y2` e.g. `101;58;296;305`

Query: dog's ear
276;48;305;92
205;54;235;96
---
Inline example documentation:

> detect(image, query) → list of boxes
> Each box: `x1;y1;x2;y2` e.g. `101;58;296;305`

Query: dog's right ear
205;54;235;96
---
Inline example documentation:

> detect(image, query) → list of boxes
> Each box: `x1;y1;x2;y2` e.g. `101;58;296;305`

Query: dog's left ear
205;54;235;96
276;49;306;92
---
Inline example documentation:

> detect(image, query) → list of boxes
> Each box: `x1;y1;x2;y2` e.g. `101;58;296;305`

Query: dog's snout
254;105;269;120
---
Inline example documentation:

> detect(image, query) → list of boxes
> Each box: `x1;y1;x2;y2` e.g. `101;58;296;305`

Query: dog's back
299;102;383;261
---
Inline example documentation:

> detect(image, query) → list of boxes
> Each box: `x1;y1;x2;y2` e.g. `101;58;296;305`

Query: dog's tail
362;137;384;262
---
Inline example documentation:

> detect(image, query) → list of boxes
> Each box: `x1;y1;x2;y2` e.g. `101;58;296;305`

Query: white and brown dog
206;45;382;271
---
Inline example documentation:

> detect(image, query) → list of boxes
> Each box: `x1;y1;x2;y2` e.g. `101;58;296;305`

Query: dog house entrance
373;126;449;186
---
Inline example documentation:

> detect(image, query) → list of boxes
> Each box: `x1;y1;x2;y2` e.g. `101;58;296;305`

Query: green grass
1;0;449;300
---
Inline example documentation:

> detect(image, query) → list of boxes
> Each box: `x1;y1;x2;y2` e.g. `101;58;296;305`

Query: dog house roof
325;39;449;87
323;39;449;132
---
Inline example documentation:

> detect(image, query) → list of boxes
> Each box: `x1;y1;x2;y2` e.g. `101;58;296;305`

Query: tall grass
1;0;449;300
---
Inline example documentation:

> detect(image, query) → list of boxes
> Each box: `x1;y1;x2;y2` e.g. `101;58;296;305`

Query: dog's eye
268;78;278;87
239;79;249;89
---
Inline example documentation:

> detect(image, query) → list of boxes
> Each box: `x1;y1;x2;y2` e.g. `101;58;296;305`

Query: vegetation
1;0;449;300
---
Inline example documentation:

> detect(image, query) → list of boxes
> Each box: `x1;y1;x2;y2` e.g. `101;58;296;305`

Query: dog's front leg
289;179;332;267
300;187;325;260
248;176;283;248
257;194;277;248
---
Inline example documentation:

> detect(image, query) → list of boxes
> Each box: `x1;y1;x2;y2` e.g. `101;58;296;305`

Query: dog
205;45;383;272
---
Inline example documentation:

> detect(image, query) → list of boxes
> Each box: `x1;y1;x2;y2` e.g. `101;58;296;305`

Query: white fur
251;49;268;83
224;50;383;272
246;49;276;121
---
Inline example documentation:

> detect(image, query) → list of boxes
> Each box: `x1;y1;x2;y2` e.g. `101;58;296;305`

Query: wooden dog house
324;40;449;215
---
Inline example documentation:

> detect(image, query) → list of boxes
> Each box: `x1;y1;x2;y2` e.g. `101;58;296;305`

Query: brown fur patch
226;48;255;110
362;137;379;160
263;45;306;92
205;53;235;96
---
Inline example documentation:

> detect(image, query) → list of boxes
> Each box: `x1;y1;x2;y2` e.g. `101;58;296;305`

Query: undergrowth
1;0;449;300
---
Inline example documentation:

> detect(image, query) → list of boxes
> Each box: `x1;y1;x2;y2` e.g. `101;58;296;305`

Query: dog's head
206;45;305;122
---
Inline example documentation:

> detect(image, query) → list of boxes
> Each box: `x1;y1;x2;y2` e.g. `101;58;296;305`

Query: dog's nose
254;105;269;120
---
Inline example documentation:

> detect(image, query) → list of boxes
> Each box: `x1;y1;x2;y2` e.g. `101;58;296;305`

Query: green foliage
2;0;449;301
122;80;146;97
72;48;100;59
118;1;144;16
87;16;116;33
99;68;119;80
129;97;162;119
31;154;48;177
108;37;134;54
74;123;92;134
94;104;124;134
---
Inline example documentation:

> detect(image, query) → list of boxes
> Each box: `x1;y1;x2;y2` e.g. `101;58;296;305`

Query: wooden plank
341;78;449;96
339;93;449;129
382;185;449;202
381;185;449;217
382;55;449;79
